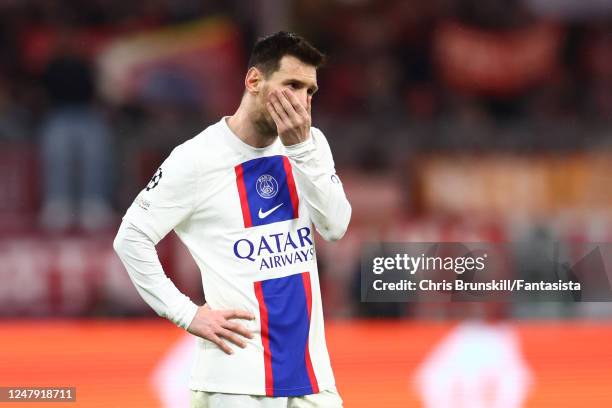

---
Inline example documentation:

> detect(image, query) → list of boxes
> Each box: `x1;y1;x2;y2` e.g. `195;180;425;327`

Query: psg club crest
256;174;279;199
235;156;300;228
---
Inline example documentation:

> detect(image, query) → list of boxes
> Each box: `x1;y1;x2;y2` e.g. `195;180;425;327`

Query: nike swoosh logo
258;203;283;219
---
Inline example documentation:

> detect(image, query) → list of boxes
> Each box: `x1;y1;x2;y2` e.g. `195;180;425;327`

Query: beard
252;104;278;139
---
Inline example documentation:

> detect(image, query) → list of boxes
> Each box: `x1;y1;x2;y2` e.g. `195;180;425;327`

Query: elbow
321;226;346;242
113;230;126;258
320;204;351;242
113;222;134;259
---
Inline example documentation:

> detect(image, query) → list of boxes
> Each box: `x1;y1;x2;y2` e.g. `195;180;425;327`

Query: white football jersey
123;117;348;396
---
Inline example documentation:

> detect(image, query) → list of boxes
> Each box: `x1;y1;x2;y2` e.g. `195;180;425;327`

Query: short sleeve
123;143;200;244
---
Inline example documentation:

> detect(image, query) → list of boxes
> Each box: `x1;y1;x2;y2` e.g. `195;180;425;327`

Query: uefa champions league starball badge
146;167;163;191
256;174;279;199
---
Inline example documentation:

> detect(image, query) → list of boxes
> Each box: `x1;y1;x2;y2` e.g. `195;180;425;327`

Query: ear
245;67;263;95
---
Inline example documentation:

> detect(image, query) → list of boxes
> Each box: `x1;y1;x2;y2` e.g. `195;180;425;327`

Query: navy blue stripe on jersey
255;272;317;397
235;155;299;228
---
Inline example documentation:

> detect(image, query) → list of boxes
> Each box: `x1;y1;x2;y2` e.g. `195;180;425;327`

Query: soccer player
113;31;351;408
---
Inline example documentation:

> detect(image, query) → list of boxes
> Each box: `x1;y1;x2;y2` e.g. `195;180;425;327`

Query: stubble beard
253;104;278;141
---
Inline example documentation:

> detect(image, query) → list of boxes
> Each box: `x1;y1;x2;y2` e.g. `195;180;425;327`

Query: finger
270;100;292;131
266;102;283;127
275;91;299;122
218;328;247;348
222;309;255;320
222;320;254;339
283;89;309;118
270;95;291;125
209;334;233;355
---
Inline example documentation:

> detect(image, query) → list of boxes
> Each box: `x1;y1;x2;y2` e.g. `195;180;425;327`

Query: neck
227;100;277;148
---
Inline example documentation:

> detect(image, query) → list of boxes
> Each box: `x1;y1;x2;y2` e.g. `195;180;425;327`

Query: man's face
253;55;318;134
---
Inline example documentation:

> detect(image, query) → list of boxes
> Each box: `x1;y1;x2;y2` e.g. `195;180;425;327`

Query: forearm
113;220;198;329
285;137;351;241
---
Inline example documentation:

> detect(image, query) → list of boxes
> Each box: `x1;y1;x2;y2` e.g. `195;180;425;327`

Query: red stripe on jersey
282;156;300;219
254;281;274;396
235;164;252;228
301;271;319;394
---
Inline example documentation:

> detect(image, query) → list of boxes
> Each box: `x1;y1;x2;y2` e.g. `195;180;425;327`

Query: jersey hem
187;381;336;397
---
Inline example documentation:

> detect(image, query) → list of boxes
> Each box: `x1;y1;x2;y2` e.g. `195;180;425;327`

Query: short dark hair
247;31;325;77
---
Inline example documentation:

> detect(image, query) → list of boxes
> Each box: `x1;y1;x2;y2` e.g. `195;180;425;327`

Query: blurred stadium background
1;0;612;406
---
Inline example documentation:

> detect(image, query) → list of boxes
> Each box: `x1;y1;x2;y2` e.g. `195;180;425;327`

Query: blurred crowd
0;0;256;230
295;0;612;166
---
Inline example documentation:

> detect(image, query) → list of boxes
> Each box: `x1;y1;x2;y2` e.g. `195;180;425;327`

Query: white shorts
190;387;343;408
